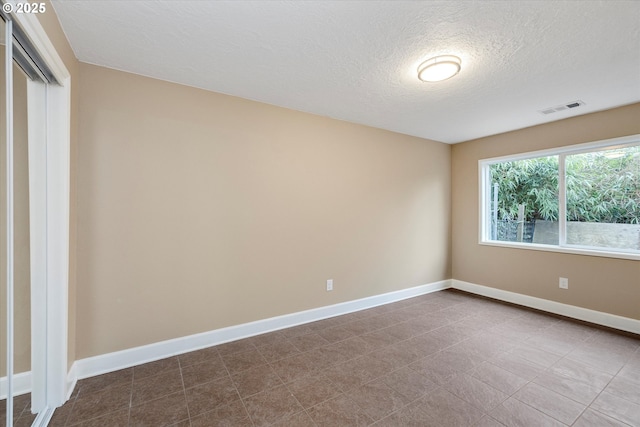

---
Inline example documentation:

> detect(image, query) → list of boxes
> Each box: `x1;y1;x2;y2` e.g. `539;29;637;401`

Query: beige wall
76;63;451;358
452;103;640;320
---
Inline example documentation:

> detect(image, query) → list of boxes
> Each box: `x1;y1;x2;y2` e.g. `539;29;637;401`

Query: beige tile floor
5;289;640;426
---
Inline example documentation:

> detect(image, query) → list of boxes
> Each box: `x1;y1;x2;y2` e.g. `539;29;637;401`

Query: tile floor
1;393;36;426
6;289;640;426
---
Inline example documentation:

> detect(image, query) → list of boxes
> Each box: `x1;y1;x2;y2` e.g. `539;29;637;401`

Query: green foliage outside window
490;145;640;224
490;156;558;221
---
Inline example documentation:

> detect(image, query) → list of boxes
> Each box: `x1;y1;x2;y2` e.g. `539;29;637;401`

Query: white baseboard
73;280;451;382
0;371;32;400
451;279;640;335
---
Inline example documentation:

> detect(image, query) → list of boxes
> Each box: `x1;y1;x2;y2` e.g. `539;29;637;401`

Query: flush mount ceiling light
417;55;461;82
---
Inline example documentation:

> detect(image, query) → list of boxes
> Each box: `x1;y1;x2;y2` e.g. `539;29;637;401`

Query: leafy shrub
490;146;639;224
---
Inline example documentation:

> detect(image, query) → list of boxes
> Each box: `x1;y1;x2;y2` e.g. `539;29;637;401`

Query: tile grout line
176;356;192;427
225;349;257;427
127;368;134;427
493;330;638;427
60;389;77;426
577;351;637;427
280;375;320;427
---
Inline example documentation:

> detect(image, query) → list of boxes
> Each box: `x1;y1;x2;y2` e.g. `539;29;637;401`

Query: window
479;135;640;260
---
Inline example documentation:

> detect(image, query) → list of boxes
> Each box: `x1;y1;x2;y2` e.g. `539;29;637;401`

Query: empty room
1;1;639;426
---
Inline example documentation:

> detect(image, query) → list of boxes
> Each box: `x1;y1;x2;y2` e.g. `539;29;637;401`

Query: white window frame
479;134;640;261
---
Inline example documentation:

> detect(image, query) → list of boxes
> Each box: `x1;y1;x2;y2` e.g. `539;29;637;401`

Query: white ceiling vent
539;100;585;115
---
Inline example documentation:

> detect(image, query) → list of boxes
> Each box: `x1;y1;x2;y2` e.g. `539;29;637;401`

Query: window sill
479;240;640;261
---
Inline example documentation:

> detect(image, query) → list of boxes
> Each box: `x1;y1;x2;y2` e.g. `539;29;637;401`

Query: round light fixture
417;55;461;82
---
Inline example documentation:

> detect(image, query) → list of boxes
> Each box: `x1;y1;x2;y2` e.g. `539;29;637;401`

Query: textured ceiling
51;0;640;144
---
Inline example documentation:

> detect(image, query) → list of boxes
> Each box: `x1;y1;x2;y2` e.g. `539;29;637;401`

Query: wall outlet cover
326;279;333;291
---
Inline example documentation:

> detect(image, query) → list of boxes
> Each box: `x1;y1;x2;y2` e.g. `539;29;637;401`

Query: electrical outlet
559;277;569;289
326;279;333;291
